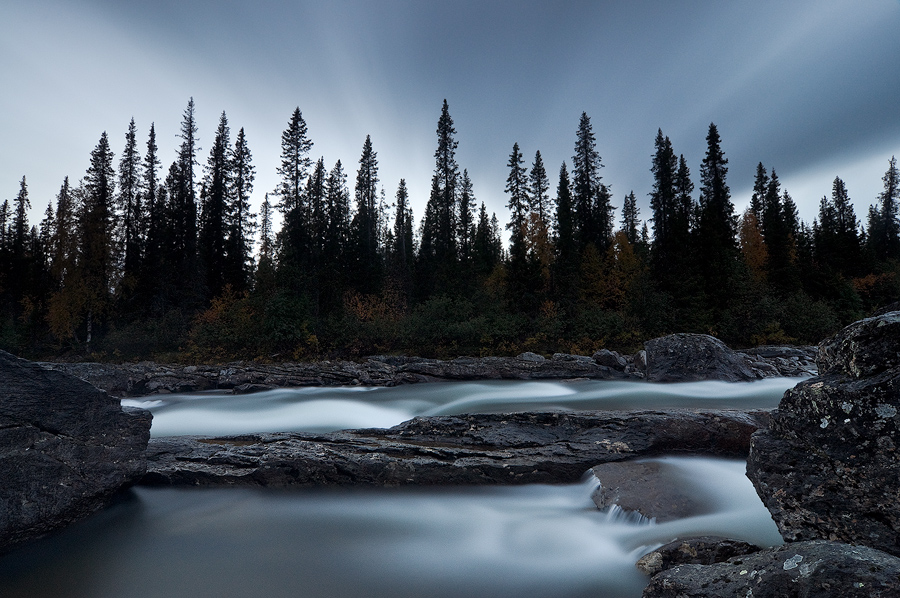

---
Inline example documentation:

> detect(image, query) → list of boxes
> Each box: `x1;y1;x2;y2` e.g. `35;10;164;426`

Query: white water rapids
122;377;800;437
0;378;801;598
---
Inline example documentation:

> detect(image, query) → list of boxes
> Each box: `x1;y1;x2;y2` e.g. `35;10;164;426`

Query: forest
1;98;898;362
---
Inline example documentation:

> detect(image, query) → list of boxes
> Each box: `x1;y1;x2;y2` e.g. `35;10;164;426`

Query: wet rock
516;352;545;362
635;536;760;576
590;461;715;522
644;333;762;382
0;351;151;554
747;312;900;556
592;349;627;370
642;540;900;597
142;409;768;488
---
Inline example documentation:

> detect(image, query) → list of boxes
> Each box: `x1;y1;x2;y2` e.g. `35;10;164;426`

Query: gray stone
141;409;769;488
590;461;716;522
592;348;627;370
0;351;151;554
644;333;760;382
642;540;900;597
635;536;760;576
747;312;900;556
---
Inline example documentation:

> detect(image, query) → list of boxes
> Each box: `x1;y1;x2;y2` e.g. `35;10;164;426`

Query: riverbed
0;378;799;598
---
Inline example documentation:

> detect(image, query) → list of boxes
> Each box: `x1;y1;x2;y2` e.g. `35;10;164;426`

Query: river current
0;378;802;598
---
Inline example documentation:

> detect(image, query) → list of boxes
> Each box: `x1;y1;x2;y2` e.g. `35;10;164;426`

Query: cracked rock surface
142;409;768;488
0;350;151;554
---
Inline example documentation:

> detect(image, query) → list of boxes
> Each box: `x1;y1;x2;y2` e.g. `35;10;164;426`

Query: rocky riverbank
40;333;817;397
642;311;900;597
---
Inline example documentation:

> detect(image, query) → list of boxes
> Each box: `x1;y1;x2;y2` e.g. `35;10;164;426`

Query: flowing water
1;378;802;598
121;377;799;437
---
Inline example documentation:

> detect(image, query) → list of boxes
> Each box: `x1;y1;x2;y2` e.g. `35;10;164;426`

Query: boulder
642;540;900;597
747;312;900;556
644;333;761;382
635;536;759;576
141;409;768;488
590;461;716;522
592;348;628;370
0;350;151;554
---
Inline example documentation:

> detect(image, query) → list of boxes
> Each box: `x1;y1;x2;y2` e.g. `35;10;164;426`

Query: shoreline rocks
0;350;151;555
40;336;817;397
747;311;900;556
643;540;900;597
141;409;768;488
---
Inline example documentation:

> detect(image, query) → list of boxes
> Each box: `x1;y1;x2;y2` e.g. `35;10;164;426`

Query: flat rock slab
142;409;768;488
591;461;717;522
0;351;151;554
642;540;900;597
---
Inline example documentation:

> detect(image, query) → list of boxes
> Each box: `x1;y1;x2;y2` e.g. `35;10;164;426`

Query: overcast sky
3;0;900;238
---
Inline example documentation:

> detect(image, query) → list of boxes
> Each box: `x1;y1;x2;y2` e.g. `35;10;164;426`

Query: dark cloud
3;0;899;227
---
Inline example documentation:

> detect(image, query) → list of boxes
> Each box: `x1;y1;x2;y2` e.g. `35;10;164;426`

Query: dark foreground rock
142;409;767;488
635;536;760;576
747;311;900;556
41;341;816;397
642;540;900;597
0;351;151;554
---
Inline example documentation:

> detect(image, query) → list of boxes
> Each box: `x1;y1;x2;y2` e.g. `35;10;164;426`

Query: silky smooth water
0;457;781;598
122;377;802;437
2;379;800;598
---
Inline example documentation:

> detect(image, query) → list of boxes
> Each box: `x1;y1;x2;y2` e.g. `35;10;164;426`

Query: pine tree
868;156;900;262
255;193;276;293
696;123;738;313
199;111;231;300
649;129;677;254
457;169;476;266
275;107;313;214
418;100;461;294
571;112;612;252
78;132;117;347
389;179;415;296
750;162;769;221
352;135;381;294
620;191;640;245
118;118;143;285
170;98;201;309
225;126;256;293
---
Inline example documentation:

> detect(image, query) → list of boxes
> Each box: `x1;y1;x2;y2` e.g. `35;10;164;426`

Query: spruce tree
79;132;117;347
389;179;415;297
117;118;143;285
352;135;381;294
457;169;476;267
199;111;231;300
868;156;900;261
572;112;604;250
275;107;313;214
418;100;461;294
649;129;678;271
620;191;640;246
696;123;738;313
225;126;256;293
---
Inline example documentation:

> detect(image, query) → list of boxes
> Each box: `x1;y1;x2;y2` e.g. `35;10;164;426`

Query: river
0;378;800;598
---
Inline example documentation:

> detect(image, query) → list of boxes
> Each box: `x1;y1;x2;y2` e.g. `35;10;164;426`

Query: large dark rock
635;536;760;577
142;409;768;488
0;350;151;554
747;312;900;556
643;333;806;382
642;540;900;597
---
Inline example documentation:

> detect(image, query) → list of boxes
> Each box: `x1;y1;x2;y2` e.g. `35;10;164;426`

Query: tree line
1;98;898;361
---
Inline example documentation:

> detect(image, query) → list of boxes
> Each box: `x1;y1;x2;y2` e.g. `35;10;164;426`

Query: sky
3;0;900;240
